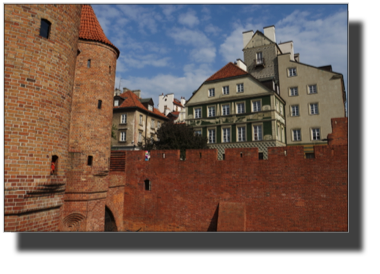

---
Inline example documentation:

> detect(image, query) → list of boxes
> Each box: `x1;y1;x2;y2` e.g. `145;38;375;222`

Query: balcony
253;58;265;68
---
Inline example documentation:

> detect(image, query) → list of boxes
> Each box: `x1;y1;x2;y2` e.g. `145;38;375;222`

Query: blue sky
92;4;348;106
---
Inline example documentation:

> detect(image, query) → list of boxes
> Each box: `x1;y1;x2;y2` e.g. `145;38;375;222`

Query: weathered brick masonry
121;118;348;232
4;4;82;231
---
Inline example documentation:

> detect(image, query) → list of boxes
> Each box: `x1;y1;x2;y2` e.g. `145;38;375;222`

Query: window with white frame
291;105;299;116
208;129;215;143
252;100;261;112
139;115;143;125
194;108;201;118
236;102;245;114
288;67;297;77
157;121;161;128
223;86;229;95
114;100;119;106
222;128;230;143
120;131;126;142
208;106;215;117
237;83;244;93
311;128;320;140
194;130;201;136
237;126;246;142
151;119;155;128
308;85;317;94
290;87;298;96
253;125;262;141
310;103;319;115
138;131;143;142
120;114;127;124
148;105;153;111
256;52;263;64
208;88;215;97
222;104;230;115
292;129;301;141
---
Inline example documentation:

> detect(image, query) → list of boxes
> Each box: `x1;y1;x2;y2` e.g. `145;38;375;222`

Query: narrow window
256;52;263;64
222;154;225;160
120;132;126;142
194;108;202;119
199;153;202;158
311;128;321;140
222;104;230;115
238;126;246;142
144;179;151;191
162;153;165;159
87;156;93;166
259;153;264;160
51;155;58;175
237;83;244;93
87;59;91;68
253;125;262;141
208;129;215;144
222;128;230;143
310;103;319;115
236;103;245;114
114;100;119;107
240;152;243;158
208;106;215;117
252;101;261;112
120;114;127;124
109;66;111;74
291;105;299;116
208;88;215;97
223;86;229;95
293;129;301;141
98;100;102;109
40;19;51;39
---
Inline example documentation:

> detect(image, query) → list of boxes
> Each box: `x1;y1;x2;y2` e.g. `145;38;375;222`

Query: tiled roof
79;5;120;57
205;62;248;82
173;99;183;107
114;91;167;119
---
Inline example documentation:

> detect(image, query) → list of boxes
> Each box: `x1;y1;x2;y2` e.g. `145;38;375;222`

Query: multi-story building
243;25;346;153
185;61;286;160
158;93;187;123
112;88;168;150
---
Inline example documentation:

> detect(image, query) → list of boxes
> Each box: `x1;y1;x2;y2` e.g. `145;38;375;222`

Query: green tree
138;122;208;159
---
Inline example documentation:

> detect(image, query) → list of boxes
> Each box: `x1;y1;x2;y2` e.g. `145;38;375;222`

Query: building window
291;105;299;116
51;155;58;175
148;105;153;111
98;100;102;109
114;100;119;107
87;156;93;166
208;129;215;144
194;130;201;136
222;104;230;115
120;114;127;124
290;87;298;96
237;83;244;93
259;152;264;160
208;106;215;117
288;68;297;77
252;100;261;112
223;86;229;95
157;121;161;128
236;102;245;114
222;128;230;143
311;128;320;140
308;85;317;94
151;119;155;128
253;125;262;141
87;59;91;68
120;131;126;142
139;115;143;125
40;19;51;39
194;108;201;119
138;131;143;142
208;88;215;97
237;126;246;142
144;179;151;191
292;129;301;141
310;103;319;115
256;52;263;64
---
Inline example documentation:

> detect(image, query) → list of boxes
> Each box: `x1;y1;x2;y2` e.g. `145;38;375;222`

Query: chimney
242;30;253;49
132;89;141;98
123;87;130;93
235;59;247;71
263;25;276;43
181;97;186;107
278;41;294;61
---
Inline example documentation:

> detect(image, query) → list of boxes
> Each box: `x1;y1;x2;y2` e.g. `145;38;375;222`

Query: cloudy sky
92;4;348;105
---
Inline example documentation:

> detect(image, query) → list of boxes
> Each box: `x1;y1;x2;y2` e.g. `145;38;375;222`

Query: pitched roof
114;91;167;119
205;62;248;82
79;5;120;57
173;98;183;107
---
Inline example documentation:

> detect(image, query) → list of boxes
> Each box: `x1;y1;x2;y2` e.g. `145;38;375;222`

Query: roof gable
244;30;276;50
205;62;248;82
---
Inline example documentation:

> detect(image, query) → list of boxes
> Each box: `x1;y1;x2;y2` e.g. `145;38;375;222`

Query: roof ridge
205;62;248;82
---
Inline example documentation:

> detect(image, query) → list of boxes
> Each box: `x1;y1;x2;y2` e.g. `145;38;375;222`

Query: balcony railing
253;58;265;67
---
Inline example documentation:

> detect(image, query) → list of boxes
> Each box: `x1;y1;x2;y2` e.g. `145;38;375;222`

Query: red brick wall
107;172;126;231
123;118;348;232
4;4;82;231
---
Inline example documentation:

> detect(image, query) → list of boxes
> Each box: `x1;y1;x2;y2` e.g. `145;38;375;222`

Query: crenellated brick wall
122;118;348;232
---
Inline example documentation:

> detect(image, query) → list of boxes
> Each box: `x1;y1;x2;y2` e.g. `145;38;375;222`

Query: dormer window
40;19;51;39
114;100;119;107
148;105;153;111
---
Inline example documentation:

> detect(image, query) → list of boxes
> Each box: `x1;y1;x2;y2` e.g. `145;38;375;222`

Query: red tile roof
173;99;183;107
205;62;248;82
79;5;120;57
114;91;167;119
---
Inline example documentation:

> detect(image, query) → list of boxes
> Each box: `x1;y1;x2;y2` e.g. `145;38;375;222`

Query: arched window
40;19;51;39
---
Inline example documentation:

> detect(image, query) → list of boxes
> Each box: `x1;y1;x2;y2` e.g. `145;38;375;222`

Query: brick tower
60;5;119;231
4;4;82;231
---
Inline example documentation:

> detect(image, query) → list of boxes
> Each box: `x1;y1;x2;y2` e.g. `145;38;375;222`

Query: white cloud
204;24;221;36
118;54;171;70
118;5;161;34
190;47;216;63
178;10;199;27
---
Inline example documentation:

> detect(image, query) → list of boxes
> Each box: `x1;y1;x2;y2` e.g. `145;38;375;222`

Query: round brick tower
4;4;82;231
61;5;119;231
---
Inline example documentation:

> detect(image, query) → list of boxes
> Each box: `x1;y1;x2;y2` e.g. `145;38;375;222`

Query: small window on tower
87;156;93;166
51;155;58;175
98;100;102;109
87;59;91;68
40;19;51;39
